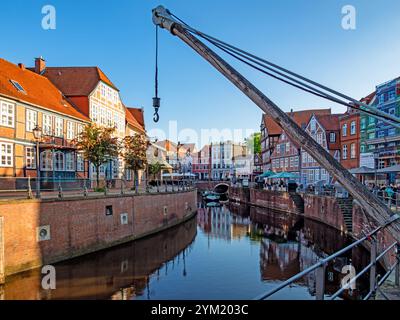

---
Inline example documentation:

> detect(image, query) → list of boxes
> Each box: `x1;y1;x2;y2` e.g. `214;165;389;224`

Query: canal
1;202;375;300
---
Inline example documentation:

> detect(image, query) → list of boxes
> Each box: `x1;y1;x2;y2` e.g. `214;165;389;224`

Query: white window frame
67;121;75;140
342;124;347;137
26;109;38;132
54;151;65;171
350;143;356;159
0;100;15;128
350;121;356;135
330;132;336;143
77;153;84;172
43;114;53;135
0;142;13;167
342;145;348;160
25;146;36;169
40;150;53;171
55;117;63;137
65;152;75;171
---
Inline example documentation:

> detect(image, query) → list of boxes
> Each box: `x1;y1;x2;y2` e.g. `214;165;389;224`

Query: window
368;132;375;139
389;91;396;101
342;145;347;159
26;109;37;132
280;158;284;168
54;151;64;171
379;94;385;104
378;131;385;138
316;133;323;144
294;156;299;167
10;80;26;94
350;121;356;135
285;142;290;153
55;117;63;137
91;104;99;122
310;118;316;132
389;128;396;136
350;143;356;159
378;159;385;169
330;132;336;143
342;124;347;137
40;150;53;171
360;145;366;153
0;100;15;127
361;118;366;129
65;152;74;171
0;142;13;167
43;114;53;135
25;146;36;169
368;116;375;125
67;121;75;140
285;158;289;168
389;108;395;115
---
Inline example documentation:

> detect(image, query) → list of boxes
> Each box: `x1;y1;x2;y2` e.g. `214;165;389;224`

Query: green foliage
245;132;261;155
122;133;148;172
148;162;163;178
76;123;120;187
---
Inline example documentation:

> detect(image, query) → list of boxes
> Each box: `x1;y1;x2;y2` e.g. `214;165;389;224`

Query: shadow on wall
2;215;197;300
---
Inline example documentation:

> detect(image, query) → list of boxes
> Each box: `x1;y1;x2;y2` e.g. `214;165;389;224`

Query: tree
245;132;261;155
76;124;119;188
122;133;148;191
148;162;163;180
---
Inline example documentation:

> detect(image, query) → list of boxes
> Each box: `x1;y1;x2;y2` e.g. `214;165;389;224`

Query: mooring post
315;263;326;300
0;216;4;285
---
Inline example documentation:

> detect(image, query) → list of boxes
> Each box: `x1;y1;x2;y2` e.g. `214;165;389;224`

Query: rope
169;12;400;127
153;25;160;122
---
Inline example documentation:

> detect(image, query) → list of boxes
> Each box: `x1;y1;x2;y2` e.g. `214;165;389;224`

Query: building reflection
2;217;197;300
198;202;372;299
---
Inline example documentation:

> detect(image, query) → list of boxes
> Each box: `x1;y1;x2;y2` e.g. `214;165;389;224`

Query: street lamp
32;125;42;198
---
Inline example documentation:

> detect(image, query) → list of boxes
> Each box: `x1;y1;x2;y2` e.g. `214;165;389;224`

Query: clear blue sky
1;0;400;146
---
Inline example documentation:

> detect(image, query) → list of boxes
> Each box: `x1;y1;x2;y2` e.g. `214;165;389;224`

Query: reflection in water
2;202;374;300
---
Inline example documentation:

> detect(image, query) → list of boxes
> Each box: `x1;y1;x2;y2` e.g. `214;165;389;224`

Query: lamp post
32;125;42;199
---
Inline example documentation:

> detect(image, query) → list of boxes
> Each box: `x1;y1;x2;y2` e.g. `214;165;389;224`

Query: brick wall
0;190;197;278
303;194;346;232
249;189;298;214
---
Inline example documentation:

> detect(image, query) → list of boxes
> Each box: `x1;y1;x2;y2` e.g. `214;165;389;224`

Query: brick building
339;107;360;169
192;144;211;180
0;58;89;179
301;113;341;186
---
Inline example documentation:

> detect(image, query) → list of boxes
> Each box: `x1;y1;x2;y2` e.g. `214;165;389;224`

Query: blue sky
1;0;400;146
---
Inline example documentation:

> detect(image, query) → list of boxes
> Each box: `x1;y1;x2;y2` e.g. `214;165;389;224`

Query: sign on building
360;153;375;169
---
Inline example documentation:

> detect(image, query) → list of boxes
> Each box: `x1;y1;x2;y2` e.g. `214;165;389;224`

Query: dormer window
10;80;26;94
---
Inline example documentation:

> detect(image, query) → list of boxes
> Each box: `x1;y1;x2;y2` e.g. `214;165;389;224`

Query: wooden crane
152;5;400;241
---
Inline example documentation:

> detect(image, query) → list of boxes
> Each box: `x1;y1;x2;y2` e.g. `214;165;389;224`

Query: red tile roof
315;114;340;131
0;58;89;121
263;108;331;135
41;66;118;96
125;106;145;134
126;107;145;129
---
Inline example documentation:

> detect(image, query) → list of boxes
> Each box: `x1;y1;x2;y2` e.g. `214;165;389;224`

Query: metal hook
153;107;160;122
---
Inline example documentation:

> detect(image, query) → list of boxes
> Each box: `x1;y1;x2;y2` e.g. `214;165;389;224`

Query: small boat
206;201;222;207
205;194;220;202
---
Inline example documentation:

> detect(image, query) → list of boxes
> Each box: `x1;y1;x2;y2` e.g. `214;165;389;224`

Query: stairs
289;192;304;215
337;197;353;233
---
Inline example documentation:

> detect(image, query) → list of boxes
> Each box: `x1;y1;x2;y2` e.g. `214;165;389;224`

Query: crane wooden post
152;6;400;240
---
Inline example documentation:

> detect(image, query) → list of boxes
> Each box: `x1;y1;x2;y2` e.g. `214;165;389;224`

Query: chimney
18;63;26;71
34;56;46;74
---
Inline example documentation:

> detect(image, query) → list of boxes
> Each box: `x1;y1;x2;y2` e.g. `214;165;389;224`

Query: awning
349;166;376;174
268;172;299;179
377;164;400;173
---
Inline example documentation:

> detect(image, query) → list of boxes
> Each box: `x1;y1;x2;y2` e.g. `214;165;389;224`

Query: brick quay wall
0;190;197;279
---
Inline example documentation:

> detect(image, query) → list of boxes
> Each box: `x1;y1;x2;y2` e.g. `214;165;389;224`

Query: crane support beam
152;6;400;241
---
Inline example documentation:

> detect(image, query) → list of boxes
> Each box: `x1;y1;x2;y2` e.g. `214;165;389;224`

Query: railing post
157;180;160;193
396;243;400;287
315;263;326;300
58;181;63;199
120;180;125;195
369;236;378;299
27;176;33;199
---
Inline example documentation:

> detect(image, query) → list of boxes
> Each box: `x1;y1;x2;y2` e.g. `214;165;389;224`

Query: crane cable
153;25;160;122
169;12;400;127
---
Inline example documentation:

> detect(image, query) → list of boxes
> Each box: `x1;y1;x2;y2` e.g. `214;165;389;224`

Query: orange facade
339;112;360;169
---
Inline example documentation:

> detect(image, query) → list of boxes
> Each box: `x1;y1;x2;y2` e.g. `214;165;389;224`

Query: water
2;202;373;300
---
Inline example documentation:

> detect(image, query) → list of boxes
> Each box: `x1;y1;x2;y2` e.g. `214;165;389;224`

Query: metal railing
372;190;400;213
0;176;196;200
254;214;400;300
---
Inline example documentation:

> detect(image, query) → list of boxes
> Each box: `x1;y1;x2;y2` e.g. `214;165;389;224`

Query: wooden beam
161;21;400;240
0;216;4;285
